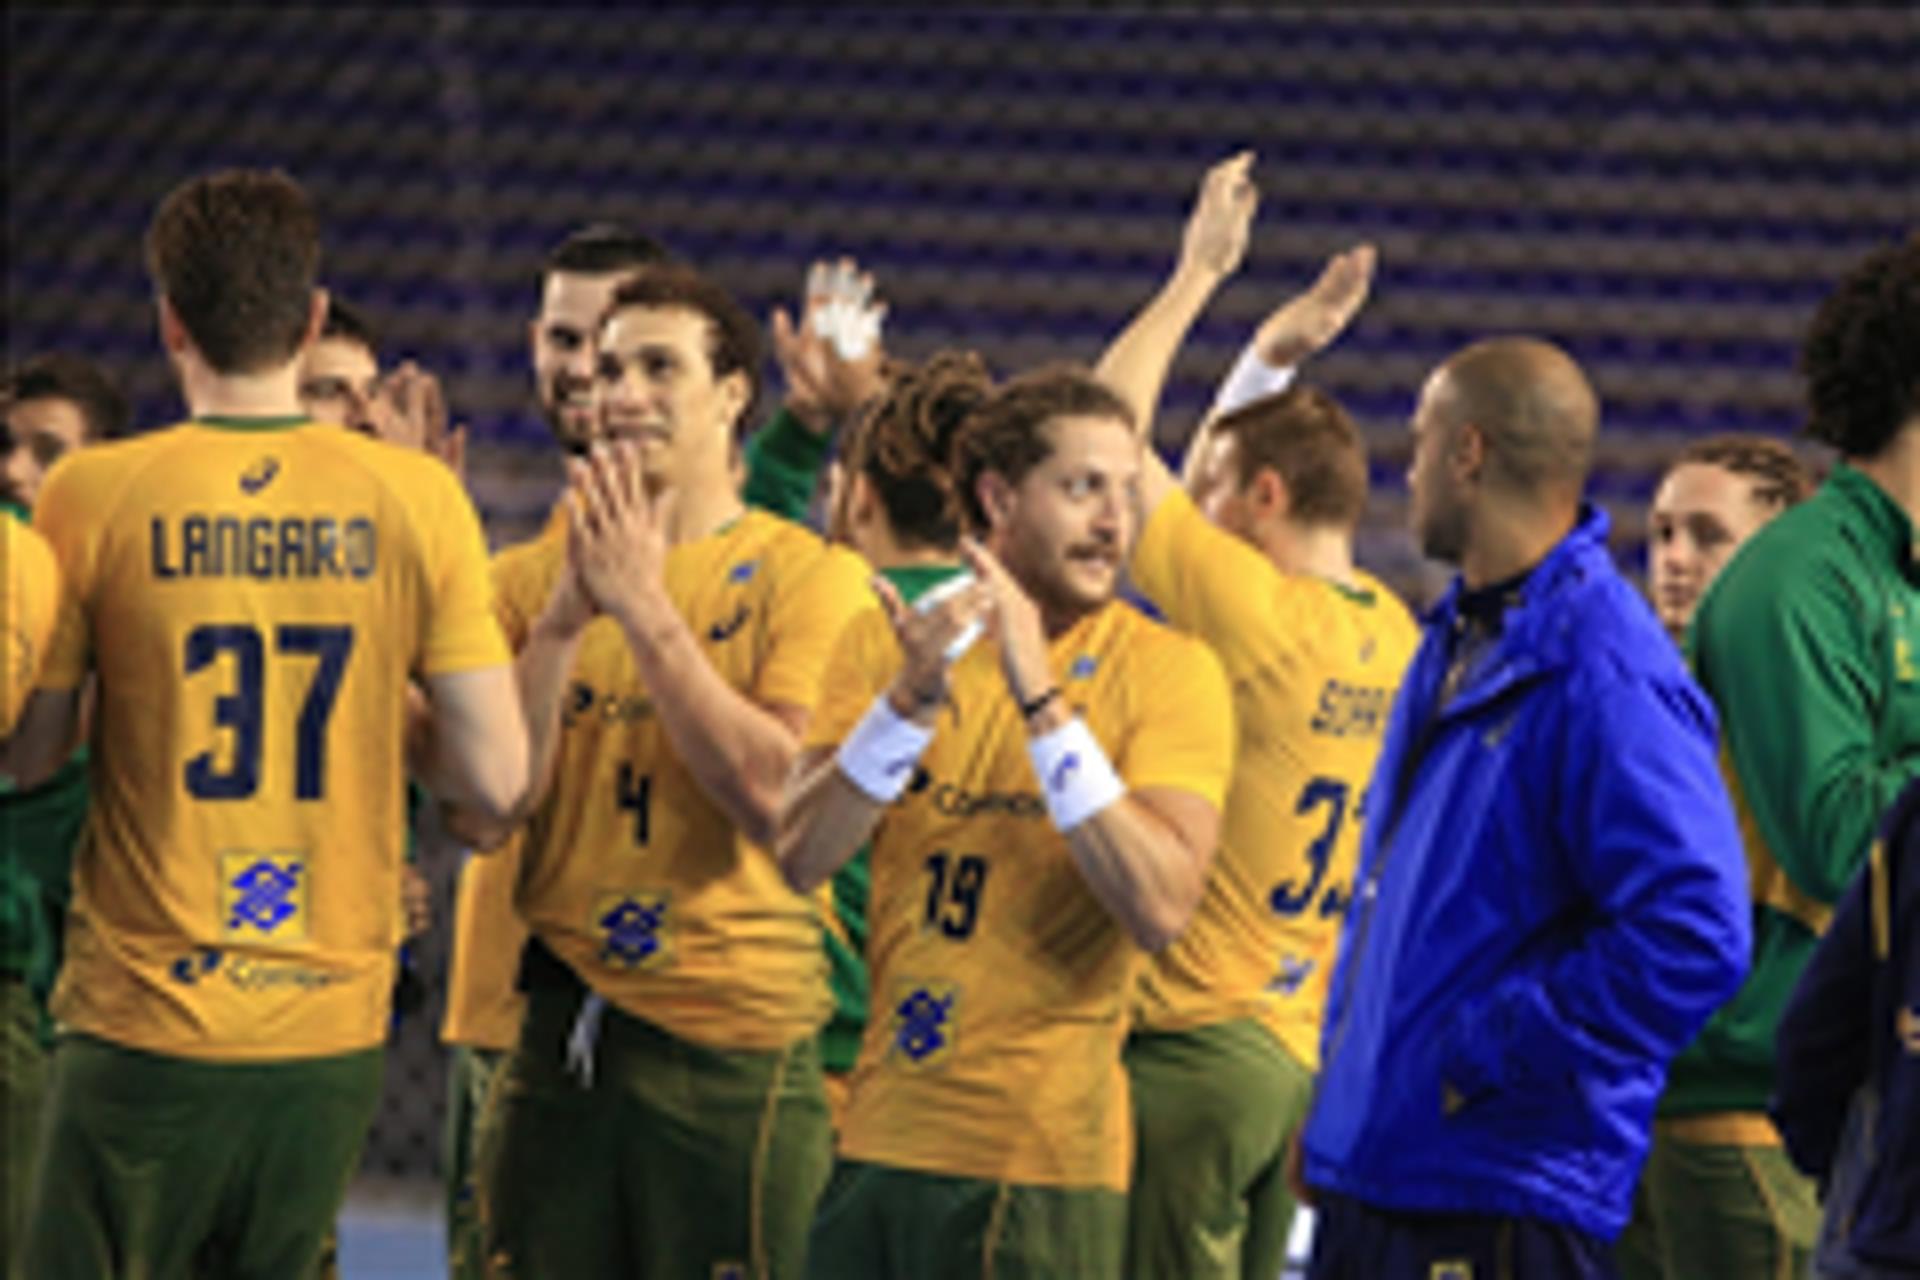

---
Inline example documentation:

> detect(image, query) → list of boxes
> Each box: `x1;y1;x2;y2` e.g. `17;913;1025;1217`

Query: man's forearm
1094;263;1221;443
439;623;577;847
1062;796;1206;952
776;751;887;893
621;608;800;850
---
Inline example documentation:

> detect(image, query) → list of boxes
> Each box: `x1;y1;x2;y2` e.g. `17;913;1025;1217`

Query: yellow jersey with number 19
496;508;873;1051
33;417;508;1062
806;598;1235;1192
1129;488;1418;1070
3;510;62;735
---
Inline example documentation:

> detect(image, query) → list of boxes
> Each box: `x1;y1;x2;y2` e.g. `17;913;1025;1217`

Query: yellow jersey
496;507;872;1050
807;599;1234;1191
1129;488;1417;1068
438;509;570;1053
3;510;62;735
32;417;507;1061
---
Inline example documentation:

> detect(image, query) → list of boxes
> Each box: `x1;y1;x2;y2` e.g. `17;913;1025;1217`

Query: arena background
7;7;1916;1275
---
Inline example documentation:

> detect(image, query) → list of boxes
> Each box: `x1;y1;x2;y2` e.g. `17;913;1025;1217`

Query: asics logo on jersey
1050;753;1081;791
170;947;224;984
893;987;955;1062
238;456;280;495
707;605;750;642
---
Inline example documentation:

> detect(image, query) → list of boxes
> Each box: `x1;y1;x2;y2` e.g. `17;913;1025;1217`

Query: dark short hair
1801;233;1920;460
546;224;672;277
604;265;763;418
1;352;132;441
844;350;995;551
145;169;322;374
319;295;379;356
952;364;1134;533
1669;433;1816;511
1209;384;1368;528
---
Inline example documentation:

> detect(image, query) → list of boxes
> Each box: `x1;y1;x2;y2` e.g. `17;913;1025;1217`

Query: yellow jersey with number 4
806;598;1234;1191
1129;488;1417;1069
496;508;872;1051
3;510;62;735
32;417;507;1062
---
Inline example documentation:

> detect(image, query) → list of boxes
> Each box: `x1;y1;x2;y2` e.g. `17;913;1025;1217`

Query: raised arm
1094;152;1258;516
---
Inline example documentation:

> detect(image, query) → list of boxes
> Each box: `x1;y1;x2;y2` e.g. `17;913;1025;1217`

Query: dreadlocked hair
843;349;994;551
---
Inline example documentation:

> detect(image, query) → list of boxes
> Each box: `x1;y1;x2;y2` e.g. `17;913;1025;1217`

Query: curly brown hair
1670;433;1816;510
146;169;321;374
951;364;1134;534
841;350;994;551
1801;233;1920;459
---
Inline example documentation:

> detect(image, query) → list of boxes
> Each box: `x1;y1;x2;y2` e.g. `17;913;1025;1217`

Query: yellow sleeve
1117;629;1236;810
756;542;875;713
489;543;548;652
416;462;512;676
31;452;112;691
1130;488;1293;675
2;514;62;731
802;607;892;751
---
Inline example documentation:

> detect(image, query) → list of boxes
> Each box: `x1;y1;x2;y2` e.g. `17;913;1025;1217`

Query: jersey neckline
194;414;315;431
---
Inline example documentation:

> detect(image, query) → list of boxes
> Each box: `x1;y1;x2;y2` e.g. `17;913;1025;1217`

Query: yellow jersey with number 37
3;509;62;736
495;508;872;1051
805;598;1235;1191
32;417;508;1062
1129;488;1418;1069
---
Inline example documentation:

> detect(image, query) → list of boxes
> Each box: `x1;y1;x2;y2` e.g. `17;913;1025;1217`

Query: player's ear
1452;419;1487;485
714;368;751;434
976;470;1016;531
1251;467;1290;521
156;294;190;358
301;288;330;352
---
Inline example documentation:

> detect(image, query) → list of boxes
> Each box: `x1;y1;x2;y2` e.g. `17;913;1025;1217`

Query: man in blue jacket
1298;336;1751;1277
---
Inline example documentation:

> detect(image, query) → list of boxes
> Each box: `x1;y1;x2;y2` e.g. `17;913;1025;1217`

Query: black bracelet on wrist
1018;686;1063;720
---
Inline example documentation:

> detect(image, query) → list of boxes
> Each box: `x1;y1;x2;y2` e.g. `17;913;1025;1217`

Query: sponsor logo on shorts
221;851;307;940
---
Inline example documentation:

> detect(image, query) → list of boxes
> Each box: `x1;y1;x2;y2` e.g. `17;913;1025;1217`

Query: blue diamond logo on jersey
221;853;306;938
239;456;280;495
595;891;670;970
728;560;759;584
889;980;957;1066
1070;655;1097;680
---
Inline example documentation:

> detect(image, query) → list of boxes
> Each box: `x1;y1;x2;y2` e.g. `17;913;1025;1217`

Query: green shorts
808;1159;1127;1280
480;986;832;1279
24;1032;382;1280
1617;1121;1819;1280
443;1043;506;1280
2;976;50;1277
1123;1018;1314;1280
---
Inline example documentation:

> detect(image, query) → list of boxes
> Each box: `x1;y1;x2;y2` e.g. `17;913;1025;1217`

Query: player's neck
862;524;955;571
180;363;305;422
1847;423;1920;534
1266;521;1359;592
658;476;745;546
1459;500;1576;591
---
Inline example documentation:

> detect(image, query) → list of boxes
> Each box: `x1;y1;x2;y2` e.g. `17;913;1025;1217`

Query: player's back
35;417;499;1060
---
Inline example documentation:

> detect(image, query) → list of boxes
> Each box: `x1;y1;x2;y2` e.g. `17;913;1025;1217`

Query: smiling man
779;366;1236;1278
456;263;872;1279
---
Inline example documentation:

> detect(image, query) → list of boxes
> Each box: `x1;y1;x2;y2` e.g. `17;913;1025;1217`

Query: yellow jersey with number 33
1129;488;1418;1069
3;510;62;736
806;598;1235;1191
495;508;872;1051
32;418;508;1062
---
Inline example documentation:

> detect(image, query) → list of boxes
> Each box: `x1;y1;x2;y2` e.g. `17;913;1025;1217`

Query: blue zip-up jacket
1773;778;1920;1272
1301;506;1750;1240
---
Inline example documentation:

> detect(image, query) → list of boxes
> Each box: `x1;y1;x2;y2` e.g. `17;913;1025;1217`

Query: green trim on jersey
195;414;314;431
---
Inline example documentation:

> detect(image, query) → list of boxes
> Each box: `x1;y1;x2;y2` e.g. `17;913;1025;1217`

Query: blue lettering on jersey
151;515;377;581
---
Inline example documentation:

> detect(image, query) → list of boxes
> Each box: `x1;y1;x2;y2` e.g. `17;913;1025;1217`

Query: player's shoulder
1103;599;1225;681
3;509;58;579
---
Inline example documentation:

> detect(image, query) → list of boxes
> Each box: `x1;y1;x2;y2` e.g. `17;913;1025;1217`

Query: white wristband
836;695;935;803
1027;718;1126;832
1210;336;1296;419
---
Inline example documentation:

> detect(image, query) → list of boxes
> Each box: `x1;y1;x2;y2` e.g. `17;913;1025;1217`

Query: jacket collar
1420;503;1613;716
1828;463;1920;580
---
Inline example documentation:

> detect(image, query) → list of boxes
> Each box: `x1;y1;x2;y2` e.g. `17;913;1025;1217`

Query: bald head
1433;337;1598;502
